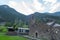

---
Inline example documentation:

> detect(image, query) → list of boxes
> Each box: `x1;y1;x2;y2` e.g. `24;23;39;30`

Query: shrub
0;26;7;32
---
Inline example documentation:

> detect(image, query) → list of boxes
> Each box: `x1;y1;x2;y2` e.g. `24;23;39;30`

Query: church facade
29;15;60;40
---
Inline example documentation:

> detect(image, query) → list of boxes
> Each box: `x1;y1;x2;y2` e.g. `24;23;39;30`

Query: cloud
32;0;45;12
43;0;60;13
49;2;60;13
7;0;45;15
21;1;35;15
7;1;34;15
43;0;57;5
7;0;60;15
8;1;17;7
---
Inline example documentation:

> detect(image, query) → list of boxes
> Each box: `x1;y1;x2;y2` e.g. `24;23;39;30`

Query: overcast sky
0;0;60;15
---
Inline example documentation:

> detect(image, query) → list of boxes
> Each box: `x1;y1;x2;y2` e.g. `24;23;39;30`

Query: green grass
0;33;28;40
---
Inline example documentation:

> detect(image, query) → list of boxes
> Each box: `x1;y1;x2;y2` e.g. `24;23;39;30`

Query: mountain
51;12;60;16
0;5;60;24
0;5;26;22
27;12;60;23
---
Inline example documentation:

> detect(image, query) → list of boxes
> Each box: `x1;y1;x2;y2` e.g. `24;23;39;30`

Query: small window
19;29;21;32
25;30;29;33
21;29;23;32
19;29;23;32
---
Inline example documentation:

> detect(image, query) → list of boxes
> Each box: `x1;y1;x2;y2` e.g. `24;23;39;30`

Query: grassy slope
0;33;28;40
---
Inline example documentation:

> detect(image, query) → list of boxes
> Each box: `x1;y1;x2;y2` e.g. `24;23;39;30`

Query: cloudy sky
0;0;60;15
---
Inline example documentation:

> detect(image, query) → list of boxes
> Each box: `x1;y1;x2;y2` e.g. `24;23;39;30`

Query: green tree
5;22;13;27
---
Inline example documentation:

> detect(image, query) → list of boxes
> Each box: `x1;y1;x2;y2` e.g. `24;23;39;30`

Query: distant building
7;27;29;35
17;27;29;35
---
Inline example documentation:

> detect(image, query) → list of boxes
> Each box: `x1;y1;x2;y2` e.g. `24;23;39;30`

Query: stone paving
23;35;41;40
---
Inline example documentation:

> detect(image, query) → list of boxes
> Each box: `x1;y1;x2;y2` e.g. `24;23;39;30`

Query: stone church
29;15;60;40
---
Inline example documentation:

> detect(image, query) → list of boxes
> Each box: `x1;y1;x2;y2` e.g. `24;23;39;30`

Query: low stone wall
6;31;17;35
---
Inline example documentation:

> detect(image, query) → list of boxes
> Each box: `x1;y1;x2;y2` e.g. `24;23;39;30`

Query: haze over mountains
0;5;60;24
